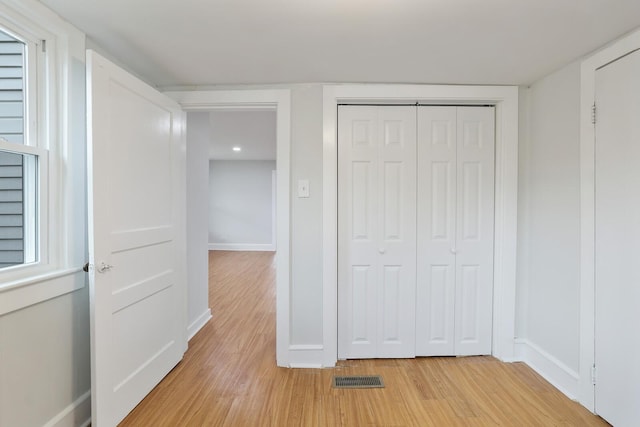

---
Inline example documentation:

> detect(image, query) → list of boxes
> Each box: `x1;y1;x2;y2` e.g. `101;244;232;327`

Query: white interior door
87;50;186;426
338;105;417;359
416;106;495;356
594;48;640;427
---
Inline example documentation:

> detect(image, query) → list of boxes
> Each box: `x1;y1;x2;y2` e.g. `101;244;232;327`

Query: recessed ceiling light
232;146;242;152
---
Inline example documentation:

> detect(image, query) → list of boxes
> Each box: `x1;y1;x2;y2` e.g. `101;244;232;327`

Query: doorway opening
171;88;291;366
201;109;277;252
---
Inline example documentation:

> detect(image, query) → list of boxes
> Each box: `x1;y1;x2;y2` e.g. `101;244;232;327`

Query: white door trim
579;27;640;413
272;169;277;251
164;89;291;367
323;84;519;367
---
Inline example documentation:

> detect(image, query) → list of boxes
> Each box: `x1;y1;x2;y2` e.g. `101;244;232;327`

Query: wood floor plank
119;251;609;426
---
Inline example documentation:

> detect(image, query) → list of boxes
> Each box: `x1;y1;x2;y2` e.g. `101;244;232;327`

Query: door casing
165;89;292;367
323;85;519;368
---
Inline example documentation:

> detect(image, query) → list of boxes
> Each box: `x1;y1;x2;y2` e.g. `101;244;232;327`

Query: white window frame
0;0;85;315
0;15;51;274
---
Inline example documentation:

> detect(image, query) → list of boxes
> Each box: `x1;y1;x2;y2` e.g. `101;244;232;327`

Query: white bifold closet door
416;106;495;356
338;106;417;359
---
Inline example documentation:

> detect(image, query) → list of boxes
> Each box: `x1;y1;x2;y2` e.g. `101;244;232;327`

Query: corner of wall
187;308;212;341
516;59;584;407
515;339;580;400
515;85;532;340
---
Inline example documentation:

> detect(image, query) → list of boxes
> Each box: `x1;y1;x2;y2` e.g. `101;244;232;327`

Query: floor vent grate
332;375;384;389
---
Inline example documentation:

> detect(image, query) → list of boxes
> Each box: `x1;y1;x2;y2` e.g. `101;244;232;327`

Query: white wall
209;160;276;248
516;60;582;393
1;282;90;426
289;85;324;345
208;110;276;160
185;112;211;339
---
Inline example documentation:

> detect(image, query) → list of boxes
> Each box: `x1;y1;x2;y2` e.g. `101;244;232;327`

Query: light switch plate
298;179;310;198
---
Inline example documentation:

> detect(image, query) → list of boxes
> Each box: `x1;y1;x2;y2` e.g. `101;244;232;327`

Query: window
0;0;85;313
0;26;42;271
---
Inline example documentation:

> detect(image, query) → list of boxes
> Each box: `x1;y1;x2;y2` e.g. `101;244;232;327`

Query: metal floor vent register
332;375;384;389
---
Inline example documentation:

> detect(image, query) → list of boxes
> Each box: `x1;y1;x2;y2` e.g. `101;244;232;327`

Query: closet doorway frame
322;85;519;367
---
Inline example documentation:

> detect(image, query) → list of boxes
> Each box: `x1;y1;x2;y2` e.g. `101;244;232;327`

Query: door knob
97;262;114;273
379;248;386;254
450;248;458;255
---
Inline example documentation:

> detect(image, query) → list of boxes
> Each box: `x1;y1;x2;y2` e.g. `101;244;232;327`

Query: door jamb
579;28;640;413
322;84;519;367
165;89;291;367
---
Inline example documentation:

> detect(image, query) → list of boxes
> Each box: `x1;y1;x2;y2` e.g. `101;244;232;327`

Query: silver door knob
379;248;386;254
97;262;114;273
450;248;458;254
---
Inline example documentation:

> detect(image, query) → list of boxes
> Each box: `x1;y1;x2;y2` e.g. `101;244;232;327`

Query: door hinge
591;365;597;385
591;103;596;125
41;40;46;53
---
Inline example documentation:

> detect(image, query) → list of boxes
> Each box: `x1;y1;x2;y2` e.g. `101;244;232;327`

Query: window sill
0;267;86;316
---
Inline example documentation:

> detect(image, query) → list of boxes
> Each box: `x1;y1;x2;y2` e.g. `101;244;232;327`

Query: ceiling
189;110;276;161
40;0;640;88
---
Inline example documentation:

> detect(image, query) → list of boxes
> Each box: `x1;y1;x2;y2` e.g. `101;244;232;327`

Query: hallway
120;251;605;426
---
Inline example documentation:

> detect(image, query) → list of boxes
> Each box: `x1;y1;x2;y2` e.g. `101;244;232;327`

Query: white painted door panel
594;48;640;427
416;107;457;355
87;51;186;426
416;107;494;357
338;107;378;359
338;106;416;359
454;107;494;356
377;108;417;358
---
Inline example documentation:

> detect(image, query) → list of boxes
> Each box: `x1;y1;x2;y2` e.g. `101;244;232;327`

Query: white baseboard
287;344;324;368
44;390;91;427
208;243;275;251
188;308;212;341
289;363;324;369
515;338;580;400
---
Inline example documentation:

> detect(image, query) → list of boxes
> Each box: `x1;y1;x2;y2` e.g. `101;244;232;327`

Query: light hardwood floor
120;251;608;426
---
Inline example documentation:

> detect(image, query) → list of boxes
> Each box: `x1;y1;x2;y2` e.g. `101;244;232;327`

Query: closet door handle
450;248;458;255
378;248;386;254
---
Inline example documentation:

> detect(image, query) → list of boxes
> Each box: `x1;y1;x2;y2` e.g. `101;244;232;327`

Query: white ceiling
40;0;640;87
197;110;276;161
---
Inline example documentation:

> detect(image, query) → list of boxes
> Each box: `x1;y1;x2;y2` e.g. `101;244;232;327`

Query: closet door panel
455;107;495;355
416;107;457;356
377;107;417;358
338;106;416;359
338;107;379;358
